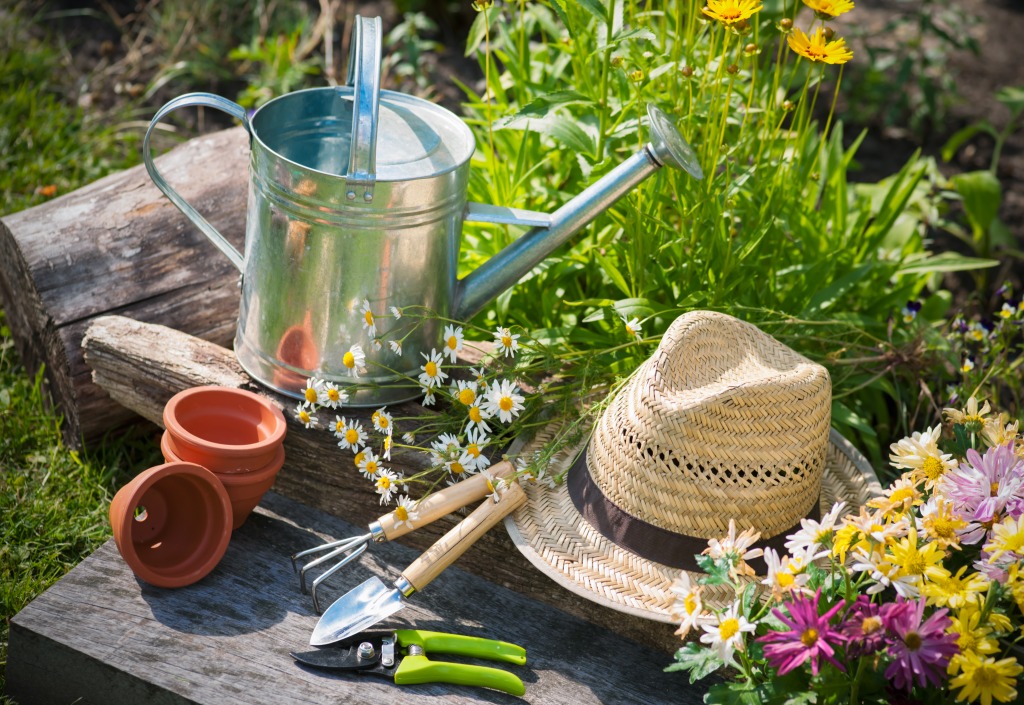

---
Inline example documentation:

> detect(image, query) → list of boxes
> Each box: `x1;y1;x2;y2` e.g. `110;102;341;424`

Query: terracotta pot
109;462;232;588
161;434;285;530
162;386;286;473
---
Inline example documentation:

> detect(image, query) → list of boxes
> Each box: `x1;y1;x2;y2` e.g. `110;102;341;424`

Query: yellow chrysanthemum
948;604;1001;676
985;515;1024;563
949;652;1022;705
921;565;989;610
922;498;967;550
787;27;854;64
702;0;763;26
1007;564;1024;615
801;0;854;18
887;529;946;585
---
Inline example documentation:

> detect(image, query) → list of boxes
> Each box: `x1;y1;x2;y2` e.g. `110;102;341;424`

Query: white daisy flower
442;324;464;364
391;495;419;530
451;379;479;407
371;339;382;352
465;427;491;471
760;547;812;599
470;366;487;384
382;433;393;461
421;387;436;406
336;418;367;453
465;402;493;434
321;381;347;409
375;469;399;505
493;327;520;358
850;545;897;596
295;403;318;429
699;601;755;666
482;379;525;424
620;314;643;342
418;349;448;389
483;470;507;503
342;344;366;378
360;299;377;337
357;449;382;480
401;432;416;444
670;572;711;640
431;432;463;464
390;306;402;319
783;500;846;559
301;377;324;407
446;451;476;479
388;340;402;356
371;407;393;434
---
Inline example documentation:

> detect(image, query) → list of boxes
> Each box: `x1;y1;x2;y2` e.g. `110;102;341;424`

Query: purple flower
880;597;958;690
940;443;1024;543
840;596;885;657
757;590;846;676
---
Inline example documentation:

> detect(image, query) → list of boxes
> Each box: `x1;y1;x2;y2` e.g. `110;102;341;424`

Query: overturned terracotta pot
109;462;233;588
161;433;285;530
162;386;286;473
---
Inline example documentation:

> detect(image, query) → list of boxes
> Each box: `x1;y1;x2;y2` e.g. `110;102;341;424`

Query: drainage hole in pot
134;506;148;522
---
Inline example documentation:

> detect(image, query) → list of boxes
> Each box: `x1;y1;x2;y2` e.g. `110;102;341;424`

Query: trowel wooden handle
377;461;516;541
400;477;527;593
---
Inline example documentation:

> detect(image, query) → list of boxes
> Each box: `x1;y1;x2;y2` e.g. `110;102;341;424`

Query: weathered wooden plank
0;126;249;445
81;315;684;654
7;491;705;705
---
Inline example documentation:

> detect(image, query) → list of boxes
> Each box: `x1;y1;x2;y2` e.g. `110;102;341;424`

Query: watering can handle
142;93;249;272
344;15;382;203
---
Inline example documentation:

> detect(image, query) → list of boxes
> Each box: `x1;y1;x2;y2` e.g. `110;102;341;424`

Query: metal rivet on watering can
142;16;703;408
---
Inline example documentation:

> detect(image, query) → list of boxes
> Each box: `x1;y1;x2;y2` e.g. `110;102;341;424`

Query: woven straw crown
591;310;831;540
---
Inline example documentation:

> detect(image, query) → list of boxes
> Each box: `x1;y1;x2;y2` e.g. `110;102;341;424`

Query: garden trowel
310;476;527;646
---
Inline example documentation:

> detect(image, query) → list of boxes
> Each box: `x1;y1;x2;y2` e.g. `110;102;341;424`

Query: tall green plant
454;0;995;464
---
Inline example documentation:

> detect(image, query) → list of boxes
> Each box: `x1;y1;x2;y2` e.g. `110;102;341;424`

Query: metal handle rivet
347;191;357;201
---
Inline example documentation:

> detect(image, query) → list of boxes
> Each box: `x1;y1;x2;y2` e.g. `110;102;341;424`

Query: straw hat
505;310;883;623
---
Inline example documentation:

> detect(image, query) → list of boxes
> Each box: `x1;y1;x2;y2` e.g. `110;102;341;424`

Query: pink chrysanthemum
881;597;959;691
757;590;846;676
940;443;1024;543
840;595;885;658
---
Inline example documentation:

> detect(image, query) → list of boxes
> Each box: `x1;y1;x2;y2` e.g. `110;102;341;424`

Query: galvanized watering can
143;16;702;405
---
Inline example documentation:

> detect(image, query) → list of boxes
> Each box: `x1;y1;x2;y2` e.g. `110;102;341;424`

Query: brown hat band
566;449;818;573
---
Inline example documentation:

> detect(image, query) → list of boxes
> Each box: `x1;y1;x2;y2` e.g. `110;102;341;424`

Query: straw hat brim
504;426;884;623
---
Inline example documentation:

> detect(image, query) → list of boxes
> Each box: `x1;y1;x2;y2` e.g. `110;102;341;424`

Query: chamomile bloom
321;381;347;409
620;314;643;342
302;377;325;407
418;349;448;389
446;451;475;479
295;403;318;429
483;470;507;502
431;432;463;464
375;469;399;505
465;403;493;434
336;418;367;453
482;379;525;424
357;449;382;480
470;366;487;384
452;379;479;407
330;416;347;437
401;431;416;444
360;299;377;337
465;427;491;471
382;434;393;461
371;407;393;434
421;387;436;406
493;327;520;358
388;340;402;356
390;306;402;319
700;601;755;666
442;324;464;363
391;495;419;531
342;344;366;378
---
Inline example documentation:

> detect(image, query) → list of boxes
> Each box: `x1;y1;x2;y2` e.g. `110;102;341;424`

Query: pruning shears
291;628;527;696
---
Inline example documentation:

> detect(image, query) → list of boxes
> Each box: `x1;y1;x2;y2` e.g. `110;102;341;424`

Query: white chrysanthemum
699;601;755;666
783;500;846;558
371;407;393;434
295;403;318;429
391;494;419;530
336;417;367;453
357;449;382;480
442;324;464;364
670;572;711;640
302;377;324;407
465;426;491;471
620;314;643;342
889;426;957;487
493;327;520;358
342;344;366;378
482;379;524;424
360;299;376;337
321;381;347;409
418;349;448;389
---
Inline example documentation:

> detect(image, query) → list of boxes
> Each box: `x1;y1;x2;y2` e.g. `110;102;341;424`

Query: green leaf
705;683;763;705
576;0;608;22
941;122;998;162
996;86;1024;117
595;251;631;298
665;642;723;683
895;252;1000;276
695;553;733;586
802;263;874;314
465;7;500;57
952;170;1002;236
511;90;595;119
499;114;597;157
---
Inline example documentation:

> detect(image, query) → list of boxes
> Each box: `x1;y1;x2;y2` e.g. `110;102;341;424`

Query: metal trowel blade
310;576;404;646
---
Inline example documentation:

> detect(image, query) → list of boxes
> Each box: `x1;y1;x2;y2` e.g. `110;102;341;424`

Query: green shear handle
396;629;526;665
395;654;525;696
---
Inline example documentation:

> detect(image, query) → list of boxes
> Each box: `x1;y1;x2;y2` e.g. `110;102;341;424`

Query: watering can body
143;17;701;405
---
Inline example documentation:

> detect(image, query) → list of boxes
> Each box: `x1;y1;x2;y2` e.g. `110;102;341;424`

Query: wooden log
7;491;708;704
82;315;684;654
0;126;249;447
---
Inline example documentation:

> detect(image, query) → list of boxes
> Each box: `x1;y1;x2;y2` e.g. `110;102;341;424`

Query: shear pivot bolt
357;642;375;660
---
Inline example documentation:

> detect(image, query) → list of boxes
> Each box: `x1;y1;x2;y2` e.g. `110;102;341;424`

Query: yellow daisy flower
949;653;1022;705
921;498;967;550
867;476;922;517
787;27;854;64
921;564;989;610
944;396;992;431
984;515;1024;563
801;0;854;19
886;528;946;591
948;603;1001;676
702;0;763;26
1006;564;1024;615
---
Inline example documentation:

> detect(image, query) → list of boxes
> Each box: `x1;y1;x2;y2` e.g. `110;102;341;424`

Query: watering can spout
454;104;703;322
